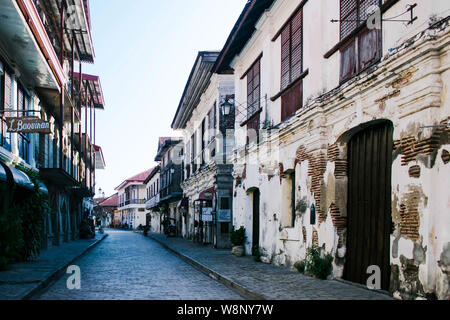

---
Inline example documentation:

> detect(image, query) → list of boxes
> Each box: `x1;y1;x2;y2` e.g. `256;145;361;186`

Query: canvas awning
196;187;215;201
73;73;105;109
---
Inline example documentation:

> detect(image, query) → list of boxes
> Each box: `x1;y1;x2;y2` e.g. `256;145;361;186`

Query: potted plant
230;226;246;257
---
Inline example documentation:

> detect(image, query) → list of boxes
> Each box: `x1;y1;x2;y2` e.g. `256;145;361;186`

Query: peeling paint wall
230;0;450;299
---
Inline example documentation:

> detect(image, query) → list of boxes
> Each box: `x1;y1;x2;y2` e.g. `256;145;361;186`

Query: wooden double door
344;122;393;291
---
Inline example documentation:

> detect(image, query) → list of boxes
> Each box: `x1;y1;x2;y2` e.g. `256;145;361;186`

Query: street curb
145;233;266;300
21;233;109;300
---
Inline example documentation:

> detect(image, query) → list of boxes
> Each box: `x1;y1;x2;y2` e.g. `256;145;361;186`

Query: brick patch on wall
399;190;421;241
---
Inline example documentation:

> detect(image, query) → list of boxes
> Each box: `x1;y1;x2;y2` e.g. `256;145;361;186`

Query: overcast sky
83;0;247;197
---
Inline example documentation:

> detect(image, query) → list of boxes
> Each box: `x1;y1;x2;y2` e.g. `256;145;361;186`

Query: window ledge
270;69;309;102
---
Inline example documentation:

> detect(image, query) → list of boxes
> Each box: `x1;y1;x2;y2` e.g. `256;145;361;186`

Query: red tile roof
99;193;119;207
126;169;153;183
115;168;154;190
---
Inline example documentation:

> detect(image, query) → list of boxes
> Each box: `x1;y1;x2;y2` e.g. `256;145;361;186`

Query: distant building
94;193;119;227
144;165;161;233
115;169;153;229
154;137;183;236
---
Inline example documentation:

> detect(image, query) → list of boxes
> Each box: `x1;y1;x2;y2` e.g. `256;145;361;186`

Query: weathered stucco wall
231;0;450;300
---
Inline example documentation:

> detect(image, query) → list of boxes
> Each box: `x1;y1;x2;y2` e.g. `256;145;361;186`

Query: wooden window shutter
340;39;357;82
280;8;303;121
247;58;261;119
340;0;358;39
358;27;381;71
281;25;291;90
290;9;303;82
246;114;260;144
281;79;302;121
339;0;381;83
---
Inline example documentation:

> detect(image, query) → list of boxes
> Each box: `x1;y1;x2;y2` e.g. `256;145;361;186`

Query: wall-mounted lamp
220;98;234;116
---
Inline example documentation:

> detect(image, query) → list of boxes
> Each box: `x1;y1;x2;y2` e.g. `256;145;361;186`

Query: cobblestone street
35;230;243;300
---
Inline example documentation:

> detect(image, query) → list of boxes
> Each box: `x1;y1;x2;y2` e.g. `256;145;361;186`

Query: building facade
154;137;183;236
0;0;105;249
172;52;235;248
214;0;450;299
116;169;152;229
145;165;161;233
94;193;118;228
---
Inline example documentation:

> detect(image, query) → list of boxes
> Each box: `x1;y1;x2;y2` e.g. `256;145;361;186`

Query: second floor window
280;7;303;121
339;0;381;82
247;58;261;119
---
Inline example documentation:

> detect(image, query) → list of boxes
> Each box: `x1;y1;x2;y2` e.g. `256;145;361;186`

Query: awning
0;162;34;190
197;187;215;201
9;165;34;190
73;73;105;109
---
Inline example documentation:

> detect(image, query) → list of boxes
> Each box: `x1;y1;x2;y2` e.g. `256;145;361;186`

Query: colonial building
172;51;235;248
94;193;118;227
214;0;450;299
115;169;152;229
0;0;105;249
145;165;161;233
154;137;183;236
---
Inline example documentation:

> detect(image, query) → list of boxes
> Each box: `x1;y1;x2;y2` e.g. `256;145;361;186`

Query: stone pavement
0;233;107;300
145;232;393;300
36;230;243;300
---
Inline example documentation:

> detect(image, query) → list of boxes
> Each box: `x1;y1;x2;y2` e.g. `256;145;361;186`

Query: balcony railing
120;199;146;207
160;185;182;200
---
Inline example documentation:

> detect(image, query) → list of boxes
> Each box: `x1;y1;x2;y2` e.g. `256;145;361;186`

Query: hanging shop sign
218;209;231;222
6;117;51;134
201;207;213;222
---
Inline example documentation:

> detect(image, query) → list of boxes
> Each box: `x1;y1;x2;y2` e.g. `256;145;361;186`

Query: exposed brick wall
394;118;450;166
408;165;421;178
302;226;307;243
278;163;284;184
312;227;319;248
309;153;327;223
399;194;420;242
327;143;347;177
329;204;347;248
442;149;450;164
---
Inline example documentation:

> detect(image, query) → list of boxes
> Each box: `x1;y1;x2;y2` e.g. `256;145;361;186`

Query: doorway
252;189;260;256
344;121;393;290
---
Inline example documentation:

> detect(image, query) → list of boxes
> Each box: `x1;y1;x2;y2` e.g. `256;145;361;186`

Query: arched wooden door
344;121;393;291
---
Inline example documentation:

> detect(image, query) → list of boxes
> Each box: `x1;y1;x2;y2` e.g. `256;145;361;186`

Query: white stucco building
214;0;450;299
115;169;152;229
171;52;235;248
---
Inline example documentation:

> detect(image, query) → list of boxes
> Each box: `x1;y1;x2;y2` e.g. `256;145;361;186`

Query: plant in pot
230;226;246;257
